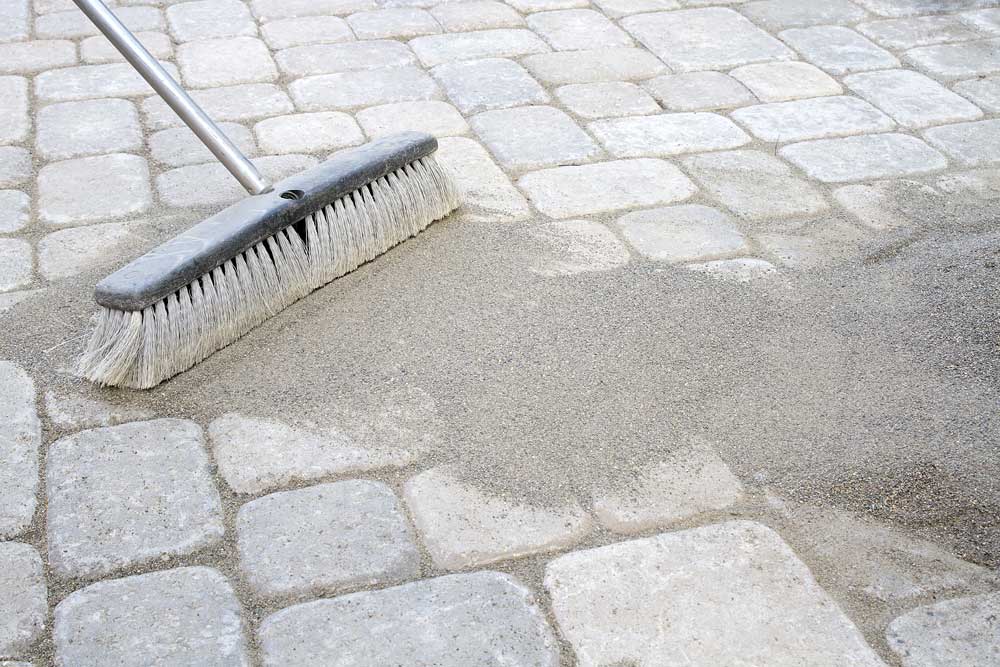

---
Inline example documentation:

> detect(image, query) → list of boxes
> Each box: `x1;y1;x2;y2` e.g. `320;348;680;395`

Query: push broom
72;0;460;389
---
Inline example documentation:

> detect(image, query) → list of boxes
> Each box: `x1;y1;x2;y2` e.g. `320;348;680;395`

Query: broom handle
72;0;273;195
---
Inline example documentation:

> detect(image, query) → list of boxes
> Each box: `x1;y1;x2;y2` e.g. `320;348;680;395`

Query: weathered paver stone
854;0;997;18
954;77;1000;112
347;8;441;39
845;70;983;129
150;121;256;167
555;82;659;119
81;31;173;64
34;6;162;39
781;26;900;74
643;72;755;111
0;148;30;188
290;67;440;110
158;154;317;208
593;0;679;17
250;0;375;21
780;134;947;182
0;543;45;658
885;592;1000;666
530;219;630;276
143;83;293;129
682;150;828;220
730;62;842;102
592;445;745;533
834;180;938;229
0;291;36;315
0;191;29;233
431;1;525;31
508;0;588;11
178;37;277;88
436;137;531;222
936;168;1000;199
259;572;560;667
44;391;154;431
471;106;601;170
905;39;1000;80
617;205;747;263
357;101;469;138
590;113;751;157
38;154;151;226
522;47;665;85
237;480;419;600
36;98;142;160
275;40;415;77
46;419;225;579
166;0;257;42
688;258;778;281
0;40;76;75
260;16;354;50
0;241;32;293
208;413;423;494
0;0;28;43
544;521;885;667
404;466;592;569
519;159;696;218
962;7;1000;34
0;77;28;145
527;9;632;50
53;567;249;667
34;62;181;102
0;363;40;539
923;119;1000;167
731;96;895;142
433;58;549;114
857;15;982;50
622;8;793;72
410;29;550;67
38;223;134;280
254;112;364;154
740;0;870;30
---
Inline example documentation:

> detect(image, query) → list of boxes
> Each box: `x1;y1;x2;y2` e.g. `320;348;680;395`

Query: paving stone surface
410;29;550;67
433;58;549;114
520;159;696;218
731;96;895;143
780;134;947;183
923;119;1000;167
157;154;317;208
0;0;29;43
936;167;1000;199
781;25;900;74
471;105;600;170
436;136;531;221
0;40;76;75
356;100;469;138
347;8;440;39
904;38;1000;80
142;83;293;129
37;223;134;280
617;205;747;263
404;466;593;569
834;180;937;229
687;257;778;281
555;81;659;119
644;72;755;111
38;153;151;226
178;37;277;88
53;567;249;666
622;8;793;71
857;15;982;49
237;480;420;600
954;76;1000;112
0;240;32;293
529;219;630;276
166;0;256;42
150;121;256;167
35;98;142;160
527;9;631;50
46;419;225;579
275;40;415;77
260;16;354;49
44;391;155;431
885;592;1000;666
845;69;983;129
590;113;751;158
593;0;678;16
962;7;1000;34
522;47;666;85
740;0;870;30
259;572;560;667
0;543;45;658
250;0;376;22
0;362;39;540
729;61;842;102
81;31;173;63
430;1;525;31
0;191;30;234
34;62;181;102
0;148;30;188
35;6;161;40
254;112;364;154
544;521;885;667
0;77;29;145
290;67;440;111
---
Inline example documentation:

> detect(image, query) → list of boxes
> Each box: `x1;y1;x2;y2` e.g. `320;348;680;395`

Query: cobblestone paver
2;0;998;663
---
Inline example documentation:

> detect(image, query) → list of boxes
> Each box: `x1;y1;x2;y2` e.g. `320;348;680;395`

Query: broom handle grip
72;0;272;195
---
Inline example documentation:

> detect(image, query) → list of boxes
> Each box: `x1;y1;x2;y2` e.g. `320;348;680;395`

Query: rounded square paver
150;121;257;167
740;0;870;30
857;15;982;50
886;592;1000;666
780;134;947;183
236;480;420;601
46;419;225;579
356;101;469;138
845;69;983;129
36;98;142;160
523;47;665;85
590;113;751;158
275;41;416;78
0;76;29;145
922;119;1000;167
80;31;173;64
730;96;895;143
555;82;660;119
617;205;747;263
0;190;29;233
433;58;549;114
254;112;364;154
0;362;40;539
259;572;560;667
431;1;525;31
166;0;257;42
177;37;277;88
527;9;632;50
435;136;531;222
471;105;601;170
347;8;441;39
643;72;755;111
0;543;46;657
780;25;899;74
729;62;842;102
54;567;249;667
38;223;134;280
260;16;354;50
38;153;152;226
290;67;440;111
0;147;31;187
0;239;32;293
409;29;550;68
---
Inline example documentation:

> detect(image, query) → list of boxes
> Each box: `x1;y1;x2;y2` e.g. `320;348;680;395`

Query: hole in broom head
280;189;304;200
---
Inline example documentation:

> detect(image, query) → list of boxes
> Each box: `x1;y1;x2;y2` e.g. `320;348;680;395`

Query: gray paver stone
259;572;560;667
433;58;548;114
290;67;440;111
471;105;601;170
0;240;32;294
347;8;441;39
409;29;550;67
617;205;747;263
260;16;354;49
0;543;45;658
923;119;1000;167
38;223;134;280
0;41;76;75
356;101;469;138
593;0;679;18
236;480;420;600
590;113;751;158
38;153;151;226
35;6;161;39
0;77;28;145
643;71;755;111
166;0;257;42
44;391;155;431
522;47;665;85
250;0;375;21
142;83;293;129
34;62;180;102
730;96;895;143
780;134;947;182
886;592;1000;666
954;77;1000;112
937;168;1000;199
46;419;225;579
254;112;364;154
436;137;531;222
846;69;983;129
178;37;277;88
529;219;630;276
729;61;842;102
508;0;588;10
905;39;1000;80
0;148;30;188
0;0;28;43
36;98;142;160
0;362;40;539
0;191;29;233
780;25;900;74
53;567;249;667
430;1;525;31
857;15;982;50
834;180;938;229
275;40;415;77
150;121;256;167
527;9;632;50
853;0;997;18
556;81;659;119
81;31;173;64
741;0;870;30
157;155;317;208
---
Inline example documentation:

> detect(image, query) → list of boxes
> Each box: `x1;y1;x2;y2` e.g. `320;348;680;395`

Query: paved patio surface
1;0;1000;664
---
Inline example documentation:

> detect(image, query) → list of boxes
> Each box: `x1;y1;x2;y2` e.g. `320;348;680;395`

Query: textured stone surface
237;480;420;599
954;77;1000;112
0;362;39;539
0;77;28;145
46;419;225;579
53;567;249;667
529;219;630;276
545;521;884;667
0;240;32;293
0;543;45;658
80;31;173;64
38;223;134;280
35;6;161;39
729;62;842;102
555;82;659;119
923;119;1000;167
44;391;155;431
781;134;947;183
886;592;1000;666
523;47;665;85
731;96;894;143
687;258;778;281
436;136;531;221
431;1;524;31
142;83;293;129
410;29;550;67
259;572;560;667
858;15;982;49
0;0;29;43
260;16;354;49
593;444;745;532
0;40;76;75
0;148;30;188
157;154;317;208
254;112;364;154
166;0;256;42
471;105;600;170
404;466;592;569
275;40;415;77
623;8;793;72
36;98;142;160
781;26;900;74
433;58;548;113
644;72;755;111
846;69;983;129
682;150;828;220
593;0;678;17
508;0;588;11
520;159;696;218
905;39;1000;80
527;9;631;50
740;0;870;30
591;113;751;157
178;37;277;88
347;8;440;39
208;412;424;494
290;67;440;111
936;168;1000;199
34;62;180;102
962;7;1000;34
357;100;469;138
0;191;29;233
150;121;256;167
38;154;151;225
833;180;937;229
250;0;375;21
617;205;747;263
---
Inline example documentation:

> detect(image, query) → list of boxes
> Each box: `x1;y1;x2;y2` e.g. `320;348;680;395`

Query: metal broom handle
72;0;273;195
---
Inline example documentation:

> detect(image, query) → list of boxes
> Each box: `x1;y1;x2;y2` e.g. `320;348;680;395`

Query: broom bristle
79;155;459;389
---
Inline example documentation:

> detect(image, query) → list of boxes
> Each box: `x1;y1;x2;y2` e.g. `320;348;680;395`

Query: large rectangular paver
905;39;1000;80
410;29;550;67
36;98;142;160
34;62;180;102
730;96;895;142
644;72;755;111
347;8;440;39
845;69;983;129
38;153;151;225
781;25;900;74
290;67;440;110
886;592;1000;667
740;0;870;30
780;133;947;182
142;83;293;129
166;0;256;42
0;76;28;144
177;37;277;88
857;15;983;50
0;543;45;657
590;113;751;157
729;62;842;102
527;9;632;50
853;0;997;18
471;105;601;170
522;47;665;85
0;40;75;74
0;0;28;43
433;58;549;114
923;119;1000;167
275;40;415;77
0;362;40;538
260;16;354;49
